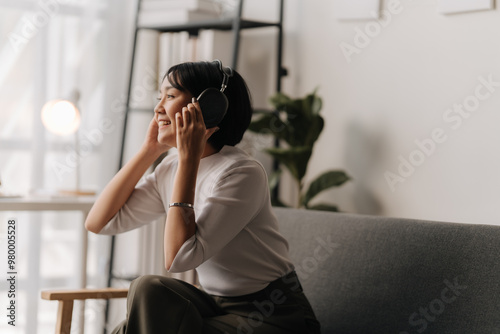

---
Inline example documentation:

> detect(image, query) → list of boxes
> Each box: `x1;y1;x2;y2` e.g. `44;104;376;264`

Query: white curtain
0;0;137;332
0;0;279;331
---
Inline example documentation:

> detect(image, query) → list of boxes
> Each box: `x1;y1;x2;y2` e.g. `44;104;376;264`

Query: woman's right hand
86;116;169;234
141;117;171;158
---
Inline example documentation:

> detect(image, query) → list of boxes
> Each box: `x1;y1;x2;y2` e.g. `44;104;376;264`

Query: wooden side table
0;195;95;333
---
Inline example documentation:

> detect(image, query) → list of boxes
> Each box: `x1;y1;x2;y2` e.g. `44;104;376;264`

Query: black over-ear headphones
197;59;234;128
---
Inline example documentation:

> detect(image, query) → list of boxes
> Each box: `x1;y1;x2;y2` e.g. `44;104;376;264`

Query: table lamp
41;90;95;196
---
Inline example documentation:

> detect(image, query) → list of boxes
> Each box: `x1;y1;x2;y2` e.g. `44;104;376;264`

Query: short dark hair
165;61;253;150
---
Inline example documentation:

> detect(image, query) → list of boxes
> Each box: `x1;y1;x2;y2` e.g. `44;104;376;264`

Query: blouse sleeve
168;160;268;272
98;170;166;235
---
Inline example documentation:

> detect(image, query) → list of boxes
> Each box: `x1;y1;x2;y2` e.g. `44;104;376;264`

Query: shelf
127;107;154;113
138;18;280;35
107;1;286;330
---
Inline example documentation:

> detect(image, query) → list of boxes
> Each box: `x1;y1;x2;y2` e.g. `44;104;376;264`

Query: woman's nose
154;103;164;114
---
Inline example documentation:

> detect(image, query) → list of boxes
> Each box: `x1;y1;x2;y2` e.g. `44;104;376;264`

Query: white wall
102;0;500;227
244;0;500;224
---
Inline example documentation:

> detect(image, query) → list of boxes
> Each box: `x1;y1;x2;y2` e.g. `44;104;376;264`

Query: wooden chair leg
55;300;74;334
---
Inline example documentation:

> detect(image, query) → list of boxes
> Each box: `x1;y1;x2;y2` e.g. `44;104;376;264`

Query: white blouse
100;146;294;296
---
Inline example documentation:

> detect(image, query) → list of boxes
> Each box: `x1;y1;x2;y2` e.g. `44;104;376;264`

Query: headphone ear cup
197;88;228;128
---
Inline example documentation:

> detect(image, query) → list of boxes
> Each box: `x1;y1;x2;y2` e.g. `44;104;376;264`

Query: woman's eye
167;95;174;99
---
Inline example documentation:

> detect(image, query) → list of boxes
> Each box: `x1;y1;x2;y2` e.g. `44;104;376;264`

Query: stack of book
138;0;223;28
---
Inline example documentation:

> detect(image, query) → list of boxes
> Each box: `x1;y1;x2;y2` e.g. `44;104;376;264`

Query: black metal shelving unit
103;0;285;331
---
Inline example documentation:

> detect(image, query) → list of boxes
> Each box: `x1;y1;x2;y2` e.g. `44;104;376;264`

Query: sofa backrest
274;207;500;334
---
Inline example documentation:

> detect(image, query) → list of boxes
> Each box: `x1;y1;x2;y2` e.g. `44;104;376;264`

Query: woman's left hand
175;97;218;163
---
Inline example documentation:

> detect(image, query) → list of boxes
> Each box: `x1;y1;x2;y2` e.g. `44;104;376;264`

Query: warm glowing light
41;99;81;135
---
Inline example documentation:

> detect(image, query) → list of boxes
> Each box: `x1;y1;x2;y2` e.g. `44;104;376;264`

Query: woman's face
154;77;193;147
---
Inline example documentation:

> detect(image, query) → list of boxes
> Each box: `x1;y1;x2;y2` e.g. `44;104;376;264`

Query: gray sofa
274;207;500;334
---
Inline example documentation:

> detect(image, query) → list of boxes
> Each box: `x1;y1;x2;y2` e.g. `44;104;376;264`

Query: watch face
197;88;228;128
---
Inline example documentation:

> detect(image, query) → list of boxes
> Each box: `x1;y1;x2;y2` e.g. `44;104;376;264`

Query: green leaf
252;89;349;212
307;203;339;212
268;169;282;191
310;92;322;115
268;90;325;148
249;111;296;145
302;91;321;117
303;114;324;147
265;146;312;182
248;112;284;135
269;92;293;111
302;170;350;207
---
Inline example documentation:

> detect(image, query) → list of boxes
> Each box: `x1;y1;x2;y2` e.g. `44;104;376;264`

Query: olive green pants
112;271;320;334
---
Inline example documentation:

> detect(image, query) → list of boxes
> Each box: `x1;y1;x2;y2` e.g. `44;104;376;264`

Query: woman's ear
204;127;219;141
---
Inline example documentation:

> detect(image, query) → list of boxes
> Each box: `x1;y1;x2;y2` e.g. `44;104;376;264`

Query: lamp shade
41;99;81;136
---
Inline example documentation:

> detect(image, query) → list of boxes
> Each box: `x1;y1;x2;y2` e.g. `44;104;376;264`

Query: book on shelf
138;9;221;28
158;30;225;71
140;0;222;14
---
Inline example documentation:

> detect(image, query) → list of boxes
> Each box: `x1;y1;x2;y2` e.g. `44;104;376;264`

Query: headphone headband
213;59;233;93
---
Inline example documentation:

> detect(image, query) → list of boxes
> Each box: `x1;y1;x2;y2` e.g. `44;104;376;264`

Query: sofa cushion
274;207;500;334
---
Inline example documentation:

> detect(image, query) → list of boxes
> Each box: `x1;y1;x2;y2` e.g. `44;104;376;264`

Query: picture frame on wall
438;0;494;14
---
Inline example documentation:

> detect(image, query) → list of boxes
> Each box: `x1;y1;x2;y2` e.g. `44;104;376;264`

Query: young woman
85;60;320;334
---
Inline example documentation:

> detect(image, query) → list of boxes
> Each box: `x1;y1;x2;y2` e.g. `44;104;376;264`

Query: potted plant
248;89;350;211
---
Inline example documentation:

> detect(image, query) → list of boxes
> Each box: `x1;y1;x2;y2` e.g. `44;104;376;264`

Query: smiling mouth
158;120;171;126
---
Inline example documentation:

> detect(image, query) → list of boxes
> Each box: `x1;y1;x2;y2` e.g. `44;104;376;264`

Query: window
0;0;136;332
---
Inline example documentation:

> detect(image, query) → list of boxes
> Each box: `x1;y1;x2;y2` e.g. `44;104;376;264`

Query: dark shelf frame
140;18;281;34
